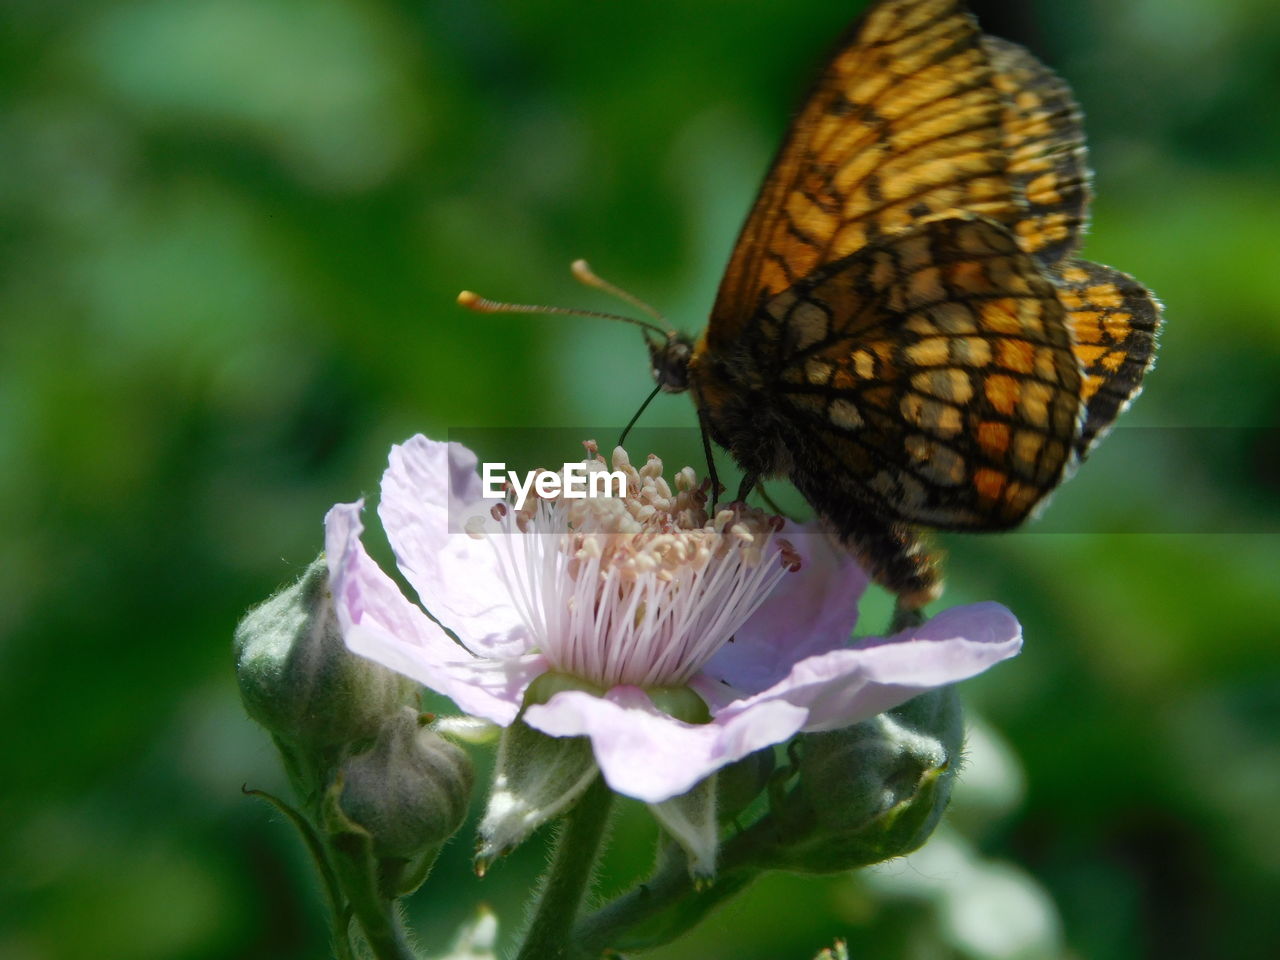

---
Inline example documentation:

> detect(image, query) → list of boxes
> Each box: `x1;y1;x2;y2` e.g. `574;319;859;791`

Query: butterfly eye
650;334;695;394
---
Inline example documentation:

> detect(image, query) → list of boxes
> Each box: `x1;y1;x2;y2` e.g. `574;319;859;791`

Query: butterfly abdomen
796;471;945;610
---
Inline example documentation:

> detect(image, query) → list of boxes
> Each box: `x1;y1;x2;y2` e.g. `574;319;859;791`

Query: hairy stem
515;776;613;960
572;819;772;953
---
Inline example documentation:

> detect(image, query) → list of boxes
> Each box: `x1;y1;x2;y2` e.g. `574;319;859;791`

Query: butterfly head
649;331;695;394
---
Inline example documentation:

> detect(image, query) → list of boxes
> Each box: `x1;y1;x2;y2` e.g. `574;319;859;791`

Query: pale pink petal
686;673;742;715
717;603;1022;732
523;686;809;804
325;501;545;725
377;435;530;657
701;525;868;694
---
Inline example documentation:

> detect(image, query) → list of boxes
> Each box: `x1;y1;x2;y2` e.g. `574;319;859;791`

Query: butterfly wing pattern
708;0;1022;344
984;34;1091;271
984;33;1161;458
1057;260;1161;457
688;0;1161;607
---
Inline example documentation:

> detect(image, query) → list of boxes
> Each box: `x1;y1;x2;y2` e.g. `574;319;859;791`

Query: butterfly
643;0;1162;611
463;0;1161;614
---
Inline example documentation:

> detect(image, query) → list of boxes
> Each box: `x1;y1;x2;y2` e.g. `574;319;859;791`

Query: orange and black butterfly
465;0;1161;612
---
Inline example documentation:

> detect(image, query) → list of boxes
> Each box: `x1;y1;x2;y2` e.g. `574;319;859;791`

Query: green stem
515;776;614;960
244;787;354;960
325;831;417;960
571;859;752;955
350;899;415;960
572;822;771;953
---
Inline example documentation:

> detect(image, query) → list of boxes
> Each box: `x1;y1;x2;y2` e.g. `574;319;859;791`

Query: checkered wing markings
763;216;1083;529
983;35;1090;270
707;0;1026;350
1057;259;1162;458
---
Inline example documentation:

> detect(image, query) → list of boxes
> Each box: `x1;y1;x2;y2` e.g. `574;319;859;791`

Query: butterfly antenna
571;259;675;334
457;290;668;338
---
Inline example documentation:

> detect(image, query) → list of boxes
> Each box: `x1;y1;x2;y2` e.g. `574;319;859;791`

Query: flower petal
378;435;530;657
700;525;868;696
523;686;809;804
718;602;1022;733
325;500;545;725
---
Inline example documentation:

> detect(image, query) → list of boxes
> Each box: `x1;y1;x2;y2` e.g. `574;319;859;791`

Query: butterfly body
651;0;1161;608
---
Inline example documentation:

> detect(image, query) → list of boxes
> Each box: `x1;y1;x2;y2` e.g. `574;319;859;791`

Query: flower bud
339;707;474;860
739;688;963;873
234;556;418;750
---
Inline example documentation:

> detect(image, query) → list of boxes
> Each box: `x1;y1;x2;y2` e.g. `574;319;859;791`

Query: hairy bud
234;556;417;750
339;707;474;860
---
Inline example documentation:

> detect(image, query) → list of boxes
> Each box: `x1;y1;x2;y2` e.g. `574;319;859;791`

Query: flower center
472;443;799;689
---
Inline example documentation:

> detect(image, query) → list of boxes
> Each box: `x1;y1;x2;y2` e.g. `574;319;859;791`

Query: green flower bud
234;555;418;750
738;688;964;873
339;707;475;860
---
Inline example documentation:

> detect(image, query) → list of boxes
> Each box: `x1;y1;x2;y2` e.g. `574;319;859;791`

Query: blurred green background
3;0;1278;957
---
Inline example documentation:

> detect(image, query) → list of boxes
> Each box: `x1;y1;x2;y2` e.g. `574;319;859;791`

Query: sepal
649;775;718;883
716;748;775;825
475;675;603;873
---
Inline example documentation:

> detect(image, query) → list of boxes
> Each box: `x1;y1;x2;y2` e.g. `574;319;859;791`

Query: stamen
465;445;795;689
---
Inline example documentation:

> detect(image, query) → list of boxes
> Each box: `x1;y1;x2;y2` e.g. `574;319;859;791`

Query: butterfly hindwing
760;215;1081;530
1056;259;1162;458
709;0;1026;350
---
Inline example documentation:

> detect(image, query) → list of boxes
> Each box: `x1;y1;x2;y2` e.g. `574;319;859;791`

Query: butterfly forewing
709;0;1025;350
983;36;1091;270
762;216;1081;529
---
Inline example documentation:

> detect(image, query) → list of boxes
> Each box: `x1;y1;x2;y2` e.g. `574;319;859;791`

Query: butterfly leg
697;407;724;512
735;473;757;504
755;481;799;521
